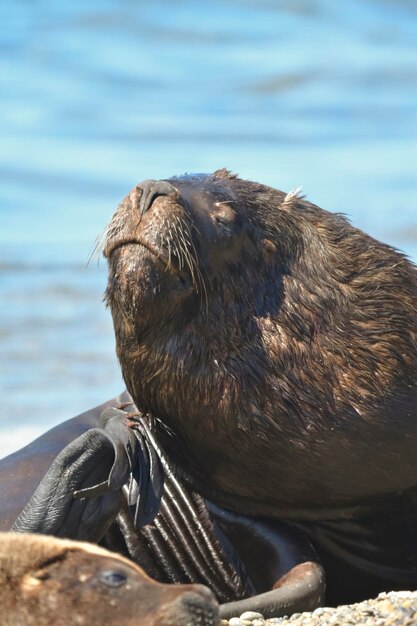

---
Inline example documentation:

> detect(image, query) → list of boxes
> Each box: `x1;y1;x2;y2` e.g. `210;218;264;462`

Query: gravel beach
221;592;417;626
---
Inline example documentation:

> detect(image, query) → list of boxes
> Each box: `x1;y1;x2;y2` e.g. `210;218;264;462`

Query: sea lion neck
114;289;268;427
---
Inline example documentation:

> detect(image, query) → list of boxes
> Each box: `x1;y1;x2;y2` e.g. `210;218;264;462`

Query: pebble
240;612;265;622
221;591;417;626
240;611;264;622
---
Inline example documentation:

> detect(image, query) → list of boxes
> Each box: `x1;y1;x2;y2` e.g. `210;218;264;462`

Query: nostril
162;587;219;626
136;179;178;217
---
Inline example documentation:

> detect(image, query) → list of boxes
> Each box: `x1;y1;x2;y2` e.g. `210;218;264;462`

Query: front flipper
208;504;326;619
11;408;164;541
219;561;325;619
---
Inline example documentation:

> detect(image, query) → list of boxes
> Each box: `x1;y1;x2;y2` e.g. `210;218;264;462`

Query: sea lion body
105;171;417;603
0;532;218;626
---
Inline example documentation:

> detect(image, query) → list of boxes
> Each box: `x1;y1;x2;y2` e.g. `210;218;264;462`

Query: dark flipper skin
0;395;324;618
11;405;163;539
0;394;132;532
12;429;125;540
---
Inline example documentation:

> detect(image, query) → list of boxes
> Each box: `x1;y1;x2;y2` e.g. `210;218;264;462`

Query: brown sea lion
0;531;218;626
104;170;417;605
1;397;325;619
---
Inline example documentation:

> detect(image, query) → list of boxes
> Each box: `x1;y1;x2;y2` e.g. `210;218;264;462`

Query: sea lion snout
135;176;243;244
158;586;219;626
105;172;257;330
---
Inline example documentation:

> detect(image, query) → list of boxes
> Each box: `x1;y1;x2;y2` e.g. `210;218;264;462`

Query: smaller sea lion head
0;532;219;626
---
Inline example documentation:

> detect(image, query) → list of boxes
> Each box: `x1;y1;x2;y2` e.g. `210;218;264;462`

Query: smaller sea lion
0;532;219;626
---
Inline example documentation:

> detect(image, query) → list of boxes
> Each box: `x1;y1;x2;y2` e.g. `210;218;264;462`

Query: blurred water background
1;0;417;458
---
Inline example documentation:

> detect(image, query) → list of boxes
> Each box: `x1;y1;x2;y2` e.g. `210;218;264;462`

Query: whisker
174;218;198;290
87;226;109;267
88;210;128;267
174;216;209;313
178;230;197;290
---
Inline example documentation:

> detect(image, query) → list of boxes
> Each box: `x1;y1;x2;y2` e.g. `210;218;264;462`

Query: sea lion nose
162;587;219;626
136;179;178;217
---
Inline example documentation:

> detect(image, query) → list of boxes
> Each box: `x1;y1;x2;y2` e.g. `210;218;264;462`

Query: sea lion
104;170;417;604
0;397;325;619
0;531;218;626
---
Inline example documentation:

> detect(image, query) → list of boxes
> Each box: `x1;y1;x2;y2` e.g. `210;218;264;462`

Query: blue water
1;0;417;457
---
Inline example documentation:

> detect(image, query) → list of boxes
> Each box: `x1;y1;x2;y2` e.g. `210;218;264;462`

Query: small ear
20;555;61;593
20;573;43;593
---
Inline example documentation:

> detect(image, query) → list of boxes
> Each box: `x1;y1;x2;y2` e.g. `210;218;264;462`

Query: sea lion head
0;532;219;626
104;169;417;510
